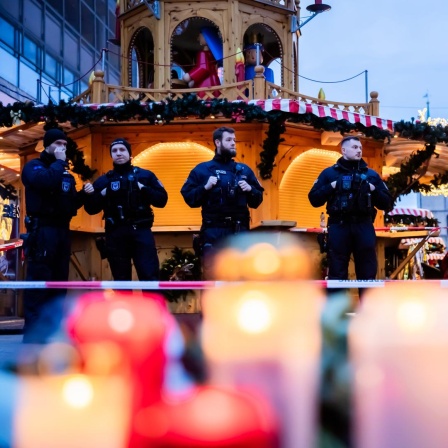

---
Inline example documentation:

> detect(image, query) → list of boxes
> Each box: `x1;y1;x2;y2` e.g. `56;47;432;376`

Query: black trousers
23;225;71;343
327;220;377;280
106;224;159;280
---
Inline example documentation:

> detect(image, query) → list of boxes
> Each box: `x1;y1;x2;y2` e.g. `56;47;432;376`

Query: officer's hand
204;176;218;190
54;147;66;161
369;183;375;192
137;182;144;190
238;180;252;192
101;187;107;196
331;181;337;189
83;182;94;194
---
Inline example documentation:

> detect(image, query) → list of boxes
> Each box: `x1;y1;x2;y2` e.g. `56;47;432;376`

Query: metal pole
365;69;368;103
101;48;106;72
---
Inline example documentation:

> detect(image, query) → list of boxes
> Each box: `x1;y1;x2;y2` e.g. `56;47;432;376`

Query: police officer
84;138;168;281
308;136;393;283
181;126;264;278
21;128;93;343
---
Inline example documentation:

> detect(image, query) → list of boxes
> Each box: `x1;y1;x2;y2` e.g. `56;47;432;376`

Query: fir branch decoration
386;120;448;201
7;95;448;189
159;247;201;302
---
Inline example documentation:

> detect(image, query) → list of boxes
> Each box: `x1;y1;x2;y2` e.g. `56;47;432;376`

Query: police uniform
21;140;85;342
181;154;264;276
85;161;168;280
309;157;393;280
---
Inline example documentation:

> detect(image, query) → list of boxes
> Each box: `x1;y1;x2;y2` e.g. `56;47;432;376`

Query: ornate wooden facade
7;0;388;286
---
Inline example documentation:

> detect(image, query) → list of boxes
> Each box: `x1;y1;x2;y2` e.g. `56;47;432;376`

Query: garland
386;120;448;200
2;96;448;194
159;246;201;302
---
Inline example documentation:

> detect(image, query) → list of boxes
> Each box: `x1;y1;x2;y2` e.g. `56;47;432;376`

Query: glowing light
62;375;94;408
248;242;280;275
108;306;135;333
237;291;272;334
396;300;428;331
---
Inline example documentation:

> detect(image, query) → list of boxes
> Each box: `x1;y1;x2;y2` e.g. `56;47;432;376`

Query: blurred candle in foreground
350;283;448;448
14;343;130;448
202;232;324;448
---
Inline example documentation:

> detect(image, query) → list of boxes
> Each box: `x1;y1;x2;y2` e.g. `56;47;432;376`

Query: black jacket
84;162;168;226
21;151;85;224
180;154;264;222
308;157;393;218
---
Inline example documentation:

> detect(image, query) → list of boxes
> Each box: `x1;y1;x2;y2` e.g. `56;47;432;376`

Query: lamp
292;1;332;32
306;0;331;13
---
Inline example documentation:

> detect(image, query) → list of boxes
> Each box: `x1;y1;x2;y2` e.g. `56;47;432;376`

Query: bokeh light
62;375;94;409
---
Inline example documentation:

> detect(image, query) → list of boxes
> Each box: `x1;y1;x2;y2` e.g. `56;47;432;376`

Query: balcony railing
72;71;378;117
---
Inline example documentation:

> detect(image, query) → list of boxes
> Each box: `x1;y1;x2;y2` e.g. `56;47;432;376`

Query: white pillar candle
202;281;324;448
350;283;448;448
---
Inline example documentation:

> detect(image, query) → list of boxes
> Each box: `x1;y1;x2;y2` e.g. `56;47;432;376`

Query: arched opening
279;149;339;227
128;27;154;88
132;142;215;227
171;17;222;90
243;24;282;85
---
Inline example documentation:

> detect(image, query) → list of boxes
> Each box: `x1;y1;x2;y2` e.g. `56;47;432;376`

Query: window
24;0;42;38
0;16;15;49
64;32;79;70
0;47;18;84
40;75;55;103
84;0;95;10
46;0;63;14
45;14;62;54
96;18;105;50
44;52;59;80
96;0;107;18
80;47;94;76
65;0;80;30
60;89;71;102
0;0;19;19
23;36;39;66
19;61;39;97
81;3;95;46
64;67;75;86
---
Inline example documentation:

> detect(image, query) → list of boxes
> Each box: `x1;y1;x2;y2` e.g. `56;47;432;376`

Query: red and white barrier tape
2;279;448;290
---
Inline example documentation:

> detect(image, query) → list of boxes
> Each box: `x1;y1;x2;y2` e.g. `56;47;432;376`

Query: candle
350;283;448;448
202;232;324;448
15;372;130;448
67;291;169;448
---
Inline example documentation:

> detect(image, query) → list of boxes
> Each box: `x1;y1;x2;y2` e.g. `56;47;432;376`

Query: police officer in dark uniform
308;136;393;282
181;126;264;278
21;128;93;343
84;138;168;281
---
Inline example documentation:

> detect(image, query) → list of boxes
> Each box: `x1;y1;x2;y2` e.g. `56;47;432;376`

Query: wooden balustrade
71;70;380;117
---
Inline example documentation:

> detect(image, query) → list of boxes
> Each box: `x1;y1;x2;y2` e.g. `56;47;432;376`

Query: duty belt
204;217;243;228
328;215;372;225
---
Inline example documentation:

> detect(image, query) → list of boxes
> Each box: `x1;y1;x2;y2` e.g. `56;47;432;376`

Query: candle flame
396;301;428;332
237;291;272;333
108;305;135;333
62;375;94;409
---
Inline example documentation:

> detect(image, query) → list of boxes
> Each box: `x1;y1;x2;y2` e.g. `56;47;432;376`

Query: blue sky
297;0;448;123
